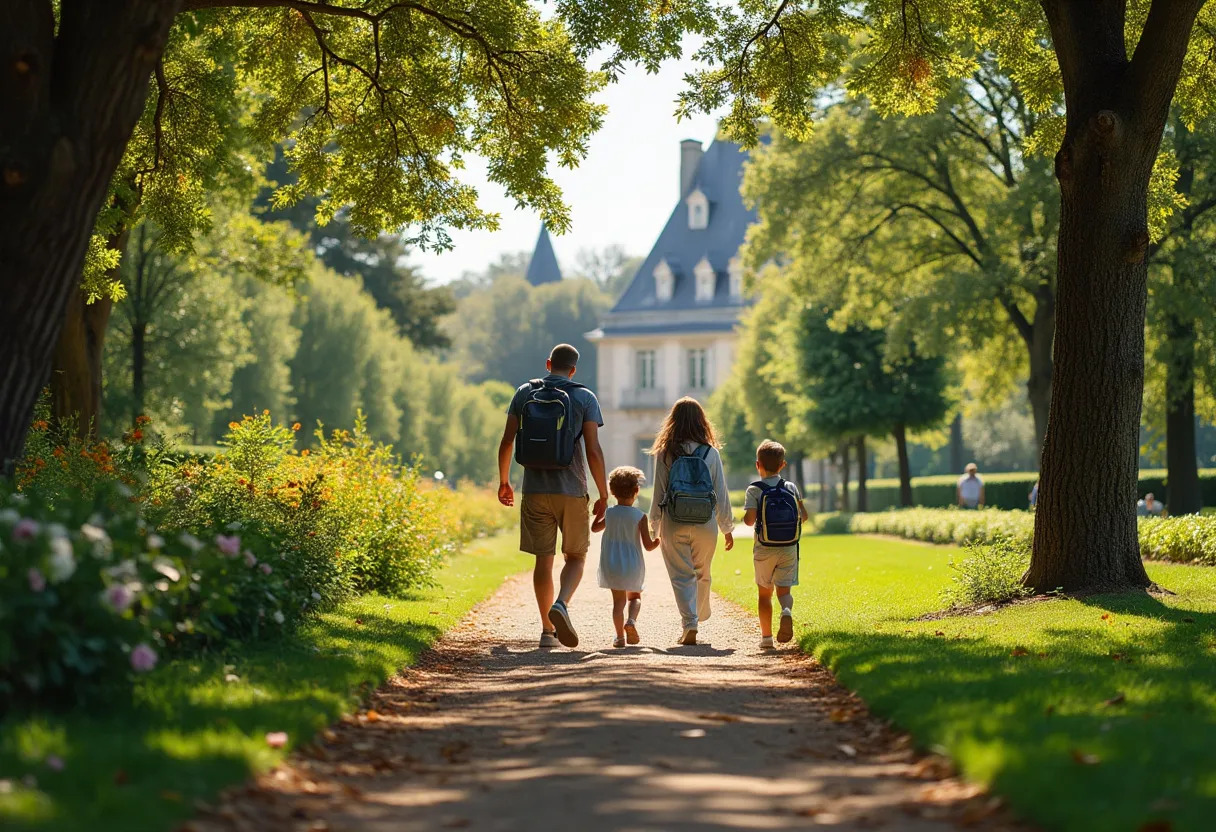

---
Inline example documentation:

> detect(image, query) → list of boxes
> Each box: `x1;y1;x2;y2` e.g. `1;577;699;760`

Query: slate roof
525;224;563;286
606;137;756;321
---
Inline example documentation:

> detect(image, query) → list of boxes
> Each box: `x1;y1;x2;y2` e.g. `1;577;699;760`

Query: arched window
654;259;674;302
686;188;709;230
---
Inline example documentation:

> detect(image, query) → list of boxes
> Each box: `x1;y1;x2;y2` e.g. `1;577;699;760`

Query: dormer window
686;188;709;230
654;259;674;302
728;256;744;300
694;257;715;302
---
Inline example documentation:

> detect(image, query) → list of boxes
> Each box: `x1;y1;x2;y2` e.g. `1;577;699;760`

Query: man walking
957;462;985;509
498;344;608;648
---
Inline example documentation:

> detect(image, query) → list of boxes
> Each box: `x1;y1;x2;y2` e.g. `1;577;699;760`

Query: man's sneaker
760;635;775;650
777;609;794;643
548;600;579;647
624;619;640;645
677;628;698;646
539;630;559;648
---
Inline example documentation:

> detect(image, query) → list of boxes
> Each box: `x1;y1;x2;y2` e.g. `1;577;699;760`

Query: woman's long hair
648;397;720;464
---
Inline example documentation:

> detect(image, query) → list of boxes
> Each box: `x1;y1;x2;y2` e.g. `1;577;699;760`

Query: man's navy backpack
752;478;801;546
663;445;717;525
514;378;586;470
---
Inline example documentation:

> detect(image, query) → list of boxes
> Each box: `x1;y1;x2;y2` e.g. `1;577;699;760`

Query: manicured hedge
859;469;1216;511
843;507;1216;566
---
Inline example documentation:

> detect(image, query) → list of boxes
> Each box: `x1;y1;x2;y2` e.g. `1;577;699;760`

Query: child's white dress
597;505;647;591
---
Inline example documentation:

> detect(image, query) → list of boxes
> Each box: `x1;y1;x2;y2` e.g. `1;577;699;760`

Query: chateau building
587;136;755;479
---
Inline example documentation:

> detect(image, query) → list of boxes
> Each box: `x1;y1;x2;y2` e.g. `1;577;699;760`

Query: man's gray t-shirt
508;374;603;497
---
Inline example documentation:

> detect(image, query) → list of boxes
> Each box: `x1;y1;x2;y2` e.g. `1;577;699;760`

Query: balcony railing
619;386;668;410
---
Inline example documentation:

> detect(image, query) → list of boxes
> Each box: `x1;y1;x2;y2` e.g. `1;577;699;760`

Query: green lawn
714;535;1216;832
0;534;523;832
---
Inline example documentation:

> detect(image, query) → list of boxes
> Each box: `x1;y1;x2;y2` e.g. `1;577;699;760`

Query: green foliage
1138;515;1216;566
445;273;610;388
943;538;1033;607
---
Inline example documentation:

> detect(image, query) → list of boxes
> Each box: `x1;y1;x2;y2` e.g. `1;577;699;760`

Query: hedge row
858;469;1216;511
842;507;1216;565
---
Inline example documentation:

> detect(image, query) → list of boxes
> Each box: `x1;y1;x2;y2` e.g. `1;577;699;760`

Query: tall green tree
743;63;1058;453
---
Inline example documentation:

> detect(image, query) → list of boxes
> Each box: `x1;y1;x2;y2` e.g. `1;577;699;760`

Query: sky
409;53;723;284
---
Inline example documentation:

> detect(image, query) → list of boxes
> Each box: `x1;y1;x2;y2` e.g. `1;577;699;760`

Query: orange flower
291;422;301;432
32;420;49;431
301;449;310;457
229;421;240;430
263;409;269;416
135;414;152;425
52;447;65;458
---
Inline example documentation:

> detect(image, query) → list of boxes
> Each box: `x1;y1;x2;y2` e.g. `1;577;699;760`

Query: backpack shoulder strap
695;444;712;460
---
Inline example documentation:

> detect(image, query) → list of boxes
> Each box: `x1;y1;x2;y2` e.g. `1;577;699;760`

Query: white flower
0;508;19;525
178;533;204;553
147;534;165;550
272;610;285;625
107;559;138;581
152;558;181;582
47;538;76;583
80;523;109;544
311;591;322;601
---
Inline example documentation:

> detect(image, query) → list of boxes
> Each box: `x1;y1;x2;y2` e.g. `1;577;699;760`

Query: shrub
942;538;1033;608
1138;515;1216;565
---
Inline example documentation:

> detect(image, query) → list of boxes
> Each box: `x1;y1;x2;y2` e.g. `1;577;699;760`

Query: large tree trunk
818;457;828;513
0;1;178;472
1164;313;1201;515
948;413;964;474
854;435;868;512
132;322;148;424
49;232;128;439
1023;4;1201;592
838;442;851;513
1026;283;1056;456
893;422;913;507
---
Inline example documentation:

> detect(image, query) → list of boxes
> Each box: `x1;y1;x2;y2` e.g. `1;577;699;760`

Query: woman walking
648;397;734;645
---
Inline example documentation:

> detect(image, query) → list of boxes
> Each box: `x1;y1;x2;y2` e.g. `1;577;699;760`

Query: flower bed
1;408;513;709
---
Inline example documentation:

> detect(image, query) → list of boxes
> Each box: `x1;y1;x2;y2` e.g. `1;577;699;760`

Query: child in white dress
593;466;660;647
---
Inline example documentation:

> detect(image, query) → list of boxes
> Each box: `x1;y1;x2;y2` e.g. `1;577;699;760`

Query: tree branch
1128;0;1207;128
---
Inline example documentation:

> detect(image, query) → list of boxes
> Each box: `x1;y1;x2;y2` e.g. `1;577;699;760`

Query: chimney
680;139;703;198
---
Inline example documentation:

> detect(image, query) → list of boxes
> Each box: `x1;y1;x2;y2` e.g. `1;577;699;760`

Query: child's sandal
624;619;640;645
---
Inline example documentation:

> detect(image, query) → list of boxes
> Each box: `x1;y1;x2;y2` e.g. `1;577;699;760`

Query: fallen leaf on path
679;728;707;738
959;796;1003;825
698;712;740;723
1103;693;1126;707
364;709;381;722
837;743;857;757
1070;749;1101;765
911;755;954;779
828;709;851;723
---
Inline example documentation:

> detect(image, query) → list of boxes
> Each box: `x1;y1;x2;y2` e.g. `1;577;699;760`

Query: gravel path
189;539;1026;832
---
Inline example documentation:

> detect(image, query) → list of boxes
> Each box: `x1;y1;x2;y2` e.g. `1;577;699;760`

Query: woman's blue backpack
663;445;717;525
753;479;801;545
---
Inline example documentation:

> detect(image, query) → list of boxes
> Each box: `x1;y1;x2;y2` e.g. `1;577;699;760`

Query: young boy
743;440;809;649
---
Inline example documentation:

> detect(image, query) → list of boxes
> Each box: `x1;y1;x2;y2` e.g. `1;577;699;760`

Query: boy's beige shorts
519;493;590;558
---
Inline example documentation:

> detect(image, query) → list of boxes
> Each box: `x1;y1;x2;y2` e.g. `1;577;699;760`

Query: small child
743;440;809;649
593;466;660;647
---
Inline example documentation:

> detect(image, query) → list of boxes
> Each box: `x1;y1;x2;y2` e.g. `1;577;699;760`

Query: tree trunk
893;422;913;507
0;1;179;472
49;232;128;439
818;457;828;513
1026;283;1055;457
1025;0;1205;595
854;435;868;512
1164;313;1201;515
948;413;964;474
132;322;148;424
839;442;851;513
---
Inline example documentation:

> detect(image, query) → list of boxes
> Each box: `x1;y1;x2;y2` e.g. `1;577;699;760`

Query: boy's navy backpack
663;445;717;525
752;478;801;546
514;378;586;470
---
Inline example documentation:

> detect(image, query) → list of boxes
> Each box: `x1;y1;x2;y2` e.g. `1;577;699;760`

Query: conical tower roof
525;224;562;286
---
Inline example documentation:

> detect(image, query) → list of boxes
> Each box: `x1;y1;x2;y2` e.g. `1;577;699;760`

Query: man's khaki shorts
520;493;591;558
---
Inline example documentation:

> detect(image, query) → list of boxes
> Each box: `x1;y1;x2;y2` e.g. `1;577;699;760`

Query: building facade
588;136;754;479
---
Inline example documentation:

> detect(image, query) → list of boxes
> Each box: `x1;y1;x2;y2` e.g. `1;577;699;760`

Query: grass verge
713;534;1216;831
0;533;522;832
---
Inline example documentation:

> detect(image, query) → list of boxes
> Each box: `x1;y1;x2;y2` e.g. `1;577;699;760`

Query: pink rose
12;518;39;541
243;551;257;568
27;568;46;592
260;563;272;575
265;731;288;748
129;643;158;672
215;534;241;557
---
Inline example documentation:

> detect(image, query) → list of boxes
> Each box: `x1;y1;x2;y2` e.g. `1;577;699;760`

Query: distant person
592;466;660;648
957;463;985;509
1137;492;1164;517
498;343;608;649
649;397;734;646
1029;480;1039;509
743;440;809;650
